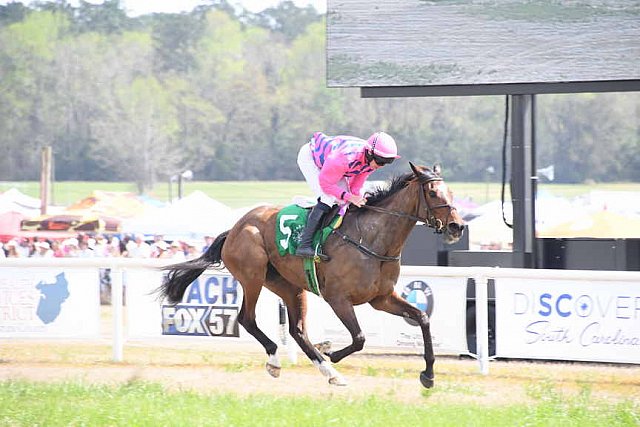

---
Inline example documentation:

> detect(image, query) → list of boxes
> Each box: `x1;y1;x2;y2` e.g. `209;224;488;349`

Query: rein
332;176;456;262
362;177;454;233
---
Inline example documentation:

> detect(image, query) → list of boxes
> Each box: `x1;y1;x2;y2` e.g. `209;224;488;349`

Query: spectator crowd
0;233;215;260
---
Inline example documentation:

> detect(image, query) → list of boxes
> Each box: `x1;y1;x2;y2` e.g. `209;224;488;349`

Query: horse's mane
365;172;415;206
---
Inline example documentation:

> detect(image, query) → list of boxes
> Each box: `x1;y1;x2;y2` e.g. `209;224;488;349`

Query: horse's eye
429;190;437;198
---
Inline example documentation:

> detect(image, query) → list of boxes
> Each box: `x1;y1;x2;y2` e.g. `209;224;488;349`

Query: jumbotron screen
327;0;640;91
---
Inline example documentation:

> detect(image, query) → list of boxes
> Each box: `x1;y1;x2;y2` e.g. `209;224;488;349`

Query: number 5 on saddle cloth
275;204;344;295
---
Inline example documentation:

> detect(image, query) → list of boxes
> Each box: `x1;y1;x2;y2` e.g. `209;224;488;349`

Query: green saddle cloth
275;204;339;256
275;204;341;296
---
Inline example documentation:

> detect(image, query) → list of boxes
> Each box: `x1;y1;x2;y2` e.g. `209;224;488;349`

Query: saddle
275;204;342;257
275;204;344;296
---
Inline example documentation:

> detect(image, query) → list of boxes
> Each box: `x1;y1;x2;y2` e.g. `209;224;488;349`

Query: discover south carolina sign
495;278;640;364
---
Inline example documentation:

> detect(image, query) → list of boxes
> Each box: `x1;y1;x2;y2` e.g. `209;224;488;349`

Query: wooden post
40;146;52;215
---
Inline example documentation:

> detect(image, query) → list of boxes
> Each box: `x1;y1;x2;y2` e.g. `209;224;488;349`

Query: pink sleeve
318;157;350;201
348;172;370;197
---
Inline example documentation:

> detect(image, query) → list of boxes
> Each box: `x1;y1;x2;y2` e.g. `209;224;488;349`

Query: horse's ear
409;161;421;177
433;163;442;176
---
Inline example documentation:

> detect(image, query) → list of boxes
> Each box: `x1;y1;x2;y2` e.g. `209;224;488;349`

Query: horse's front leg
324;298;366;363
287;309;348;386
268;278;347;386
370;292;435;388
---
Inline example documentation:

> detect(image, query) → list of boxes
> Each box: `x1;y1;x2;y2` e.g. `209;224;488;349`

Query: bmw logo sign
401;280;434;326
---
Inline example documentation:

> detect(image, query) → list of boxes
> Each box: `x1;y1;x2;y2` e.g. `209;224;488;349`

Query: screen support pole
510;94;536;268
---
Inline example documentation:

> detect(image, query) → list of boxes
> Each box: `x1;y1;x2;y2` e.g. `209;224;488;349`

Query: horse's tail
157;230;229;304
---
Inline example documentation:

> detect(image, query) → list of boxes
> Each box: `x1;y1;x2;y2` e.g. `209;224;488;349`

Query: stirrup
312;244;330;262
295;245;315;258
313;251;330;262
295;246;329;262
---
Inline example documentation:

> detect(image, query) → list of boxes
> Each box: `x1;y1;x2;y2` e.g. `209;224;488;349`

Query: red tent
0;211;25;242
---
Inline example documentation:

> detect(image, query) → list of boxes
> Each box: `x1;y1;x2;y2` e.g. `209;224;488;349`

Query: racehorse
157;162;465;388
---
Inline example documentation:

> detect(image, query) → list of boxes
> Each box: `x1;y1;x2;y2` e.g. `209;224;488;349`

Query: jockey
295;131;400;260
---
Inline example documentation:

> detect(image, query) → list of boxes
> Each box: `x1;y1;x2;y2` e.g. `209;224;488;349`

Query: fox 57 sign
161;274;240;337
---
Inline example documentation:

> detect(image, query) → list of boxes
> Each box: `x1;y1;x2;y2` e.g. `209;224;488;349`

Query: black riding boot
295;202;331;260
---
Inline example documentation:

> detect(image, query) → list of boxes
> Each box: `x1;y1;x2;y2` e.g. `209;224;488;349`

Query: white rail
3;258;639;373
2;257;171;361
0;257;172;269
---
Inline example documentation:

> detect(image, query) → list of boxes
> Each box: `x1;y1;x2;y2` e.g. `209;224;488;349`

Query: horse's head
410;162;465;244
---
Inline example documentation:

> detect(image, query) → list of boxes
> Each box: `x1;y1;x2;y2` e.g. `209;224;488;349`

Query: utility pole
40;146;52;215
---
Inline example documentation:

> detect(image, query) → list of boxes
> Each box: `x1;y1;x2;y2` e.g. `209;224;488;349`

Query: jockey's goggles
372;153;395;166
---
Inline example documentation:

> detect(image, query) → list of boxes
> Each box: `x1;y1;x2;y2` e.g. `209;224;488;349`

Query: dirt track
1;338;639;406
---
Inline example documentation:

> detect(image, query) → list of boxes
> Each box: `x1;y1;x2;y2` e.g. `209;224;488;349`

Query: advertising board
305;275;468;354
495;278;640;363
0;268;100;338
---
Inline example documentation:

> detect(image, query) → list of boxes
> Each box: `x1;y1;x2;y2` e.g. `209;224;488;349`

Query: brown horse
158;162;465;388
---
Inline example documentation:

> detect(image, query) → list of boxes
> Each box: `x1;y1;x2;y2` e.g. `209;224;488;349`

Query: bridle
361;174;455;233
332;174;456;262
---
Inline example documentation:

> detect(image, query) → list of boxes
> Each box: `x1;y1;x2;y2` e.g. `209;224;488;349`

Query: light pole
169;170;193;203
168;175;177;203
177;169;193;200
484;165;495;203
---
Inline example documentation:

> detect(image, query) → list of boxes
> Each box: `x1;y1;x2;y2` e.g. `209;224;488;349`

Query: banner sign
149;271;468;354
495;278;640;363
305;275;468;355
0;268;100;338
160;273;241;337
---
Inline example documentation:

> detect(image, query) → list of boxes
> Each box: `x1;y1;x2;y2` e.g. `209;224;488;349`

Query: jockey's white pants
297;142;349;207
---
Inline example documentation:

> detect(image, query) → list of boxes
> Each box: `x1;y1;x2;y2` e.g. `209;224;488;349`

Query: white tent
0;188;64;216
583;190;640;216
465;195;585;250
121;191;233;240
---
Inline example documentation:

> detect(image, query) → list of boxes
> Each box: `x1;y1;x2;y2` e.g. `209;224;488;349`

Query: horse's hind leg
370;292;435;388
237;284;281;378
265;270;347;386
224;227;281;377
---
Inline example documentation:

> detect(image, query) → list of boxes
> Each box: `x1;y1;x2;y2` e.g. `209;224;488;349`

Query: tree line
1;0;638;192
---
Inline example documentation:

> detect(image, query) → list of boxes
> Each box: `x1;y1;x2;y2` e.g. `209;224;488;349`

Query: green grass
0;380;637;426
0;180;315;209
1;180;638;209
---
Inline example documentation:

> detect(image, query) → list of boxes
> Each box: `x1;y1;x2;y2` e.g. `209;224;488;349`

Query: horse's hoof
328;375;348;386
266;362;281;378
419;371;434;388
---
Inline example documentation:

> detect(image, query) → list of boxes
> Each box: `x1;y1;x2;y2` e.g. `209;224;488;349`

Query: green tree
272;20;351;179
151;12;203;74
91;75;180;192
538;93;635;183
0;10;69;179
51;31;116;180
73;0;130;34
0;1;30;26
187;10;274;180
250;0;322;42
81;30;180;191
0;1;638;189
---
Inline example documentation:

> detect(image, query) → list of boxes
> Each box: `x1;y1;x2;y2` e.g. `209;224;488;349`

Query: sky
0;0;327;15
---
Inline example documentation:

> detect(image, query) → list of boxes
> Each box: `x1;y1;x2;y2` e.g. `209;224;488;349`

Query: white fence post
111;266;124;362
475;269;490;375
